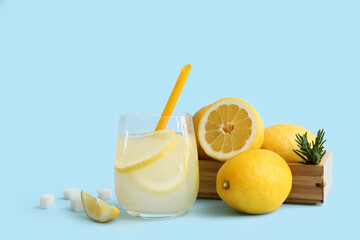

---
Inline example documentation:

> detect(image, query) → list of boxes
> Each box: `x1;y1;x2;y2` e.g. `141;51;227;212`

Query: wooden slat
197;193;219;199
292;180;323;187
323;152;332;202
285;199;322;204
197;152;332;205
287;186;323;201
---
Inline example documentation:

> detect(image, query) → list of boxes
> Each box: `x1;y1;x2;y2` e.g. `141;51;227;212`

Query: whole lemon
216;149;292;214
262;124;316;163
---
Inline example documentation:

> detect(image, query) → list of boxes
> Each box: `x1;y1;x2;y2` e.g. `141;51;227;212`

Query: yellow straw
155;64;191;131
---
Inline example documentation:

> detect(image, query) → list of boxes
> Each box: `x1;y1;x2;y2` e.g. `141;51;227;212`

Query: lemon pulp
194;98;264;161
81;191;119;222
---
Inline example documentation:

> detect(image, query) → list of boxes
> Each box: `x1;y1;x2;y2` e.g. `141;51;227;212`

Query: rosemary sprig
293;129;327;165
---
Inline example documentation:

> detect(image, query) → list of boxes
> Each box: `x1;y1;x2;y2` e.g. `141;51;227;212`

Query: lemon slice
130;135;188;194
115;129;177;172
81;191;119;223
194;97;264;161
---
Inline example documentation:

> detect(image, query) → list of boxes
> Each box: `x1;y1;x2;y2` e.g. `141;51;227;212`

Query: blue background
1;0;359;239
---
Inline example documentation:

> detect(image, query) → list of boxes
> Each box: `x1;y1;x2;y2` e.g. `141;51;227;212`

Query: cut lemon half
129;135;188;194
193;97;264;161
114;129;177;173
81;191;120;223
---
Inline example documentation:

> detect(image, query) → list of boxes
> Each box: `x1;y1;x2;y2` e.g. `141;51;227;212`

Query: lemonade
114;130;199;217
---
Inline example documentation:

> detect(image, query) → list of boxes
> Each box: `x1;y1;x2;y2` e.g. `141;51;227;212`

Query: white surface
63;188;80;200
70;195;84;212
40;194;55;209
98;189;112;200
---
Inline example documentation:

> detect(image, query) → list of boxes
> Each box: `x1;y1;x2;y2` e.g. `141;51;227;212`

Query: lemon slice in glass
114;129;177;172
81;191;120;223
130;135;189;194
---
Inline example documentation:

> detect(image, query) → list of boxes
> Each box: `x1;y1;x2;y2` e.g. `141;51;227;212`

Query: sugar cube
98;189;112;200
40;194;55;209
63;188;80;200
70;195;84;212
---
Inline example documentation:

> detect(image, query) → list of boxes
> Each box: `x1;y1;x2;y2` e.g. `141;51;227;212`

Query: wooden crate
197;152;332;204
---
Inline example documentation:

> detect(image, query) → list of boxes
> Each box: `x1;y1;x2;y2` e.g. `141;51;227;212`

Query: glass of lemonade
114;112;199;218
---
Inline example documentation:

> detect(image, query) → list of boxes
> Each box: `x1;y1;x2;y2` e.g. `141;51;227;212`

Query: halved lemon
193;97;264;161
114;129;177;173
81;191;120;223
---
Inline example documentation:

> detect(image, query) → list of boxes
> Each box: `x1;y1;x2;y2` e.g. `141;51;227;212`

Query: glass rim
119;112;192;119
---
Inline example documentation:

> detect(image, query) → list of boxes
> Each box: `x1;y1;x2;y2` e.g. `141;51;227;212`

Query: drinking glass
114;112;199;218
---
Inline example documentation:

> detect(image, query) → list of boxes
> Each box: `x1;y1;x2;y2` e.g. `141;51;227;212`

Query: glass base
125;209;188;219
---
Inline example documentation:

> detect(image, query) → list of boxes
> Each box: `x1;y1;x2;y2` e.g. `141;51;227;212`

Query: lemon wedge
115;129;177;173
81;191;120;223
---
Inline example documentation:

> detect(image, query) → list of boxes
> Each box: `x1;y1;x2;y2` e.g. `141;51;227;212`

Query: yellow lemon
193;98;264;161
81;191;120;223
216;149;292;214
262;124;316;163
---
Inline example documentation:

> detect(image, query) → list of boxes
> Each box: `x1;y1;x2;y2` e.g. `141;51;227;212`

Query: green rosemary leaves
293;129;327;165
